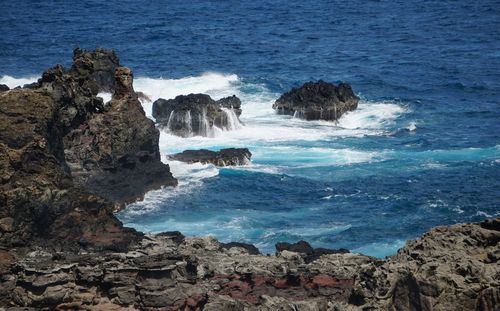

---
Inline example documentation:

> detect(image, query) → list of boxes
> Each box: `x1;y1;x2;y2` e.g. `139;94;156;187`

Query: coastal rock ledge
0;219;498;310
273;80;359;121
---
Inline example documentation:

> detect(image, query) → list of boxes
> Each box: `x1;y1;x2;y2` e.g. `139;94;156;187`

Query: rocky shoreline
0;49;498;310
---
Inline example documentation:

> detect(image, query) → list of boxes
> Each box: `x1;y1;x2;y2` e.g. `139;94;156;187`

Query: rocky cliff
0;49;176;250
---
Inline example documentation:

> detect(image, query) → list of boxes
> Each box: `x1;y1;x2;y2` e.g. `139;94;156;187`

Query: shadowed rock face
169;148;252;166
62;65;178;209
152;94;242;137
273;80;359;121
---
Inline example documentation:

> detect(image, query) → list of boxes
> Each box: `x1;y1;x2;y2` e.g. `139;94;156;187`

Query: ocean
1;0;499;257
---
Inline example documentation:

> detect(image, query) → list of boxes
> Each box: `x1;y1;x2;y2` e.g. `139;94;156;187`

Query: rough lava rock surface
0;219;498;310
153;94;242;137
169;148;252;166
273;80;359;121
72;47;121;92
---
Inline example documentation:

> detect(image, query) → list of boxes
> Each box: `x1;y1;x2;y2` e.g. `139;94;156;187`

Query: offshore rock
72;47;121;92
169;148;252;166
0;219;498;310
152;94;242;137
273;80;359;121
0;84;8;92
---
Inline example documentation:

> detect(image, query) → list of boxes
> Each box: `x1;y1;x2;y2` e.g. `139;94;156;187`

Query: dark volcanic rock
273;80;359;121
152;94;242;137
0;49;176;249
62;66;177;209
72;47;120;92
169;148;251;166
276;240;349;263
0;84;8;92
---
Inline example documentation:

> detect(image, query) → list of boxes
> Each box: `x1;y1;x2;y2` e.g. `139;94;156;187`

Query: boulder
276;240;349;263
169;148;251;166
220;242;261;255
0;84;8;92
273;80;359;121
152;94;242;137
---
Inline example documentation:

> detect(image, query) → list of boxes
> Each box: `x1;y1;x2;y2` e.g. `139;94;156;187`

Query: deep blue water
1;0;499;257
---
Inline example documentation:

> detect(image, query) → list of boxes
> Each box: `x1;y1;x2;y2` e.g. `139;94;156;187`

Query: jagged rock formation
0;219;498;310
0;49;176;249
273;80;359;121
152;94;242;137
169;148;252;166
72;47;121;92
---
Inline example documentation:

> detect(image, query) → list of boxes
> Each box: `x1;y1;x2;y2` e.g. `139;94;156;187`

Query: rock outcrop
152;94;242;137
0;219;498;310
62;66;177;208
72;47;121;92
0;84;9;92
0;49;176;250
169;148;251;166
273;80;359;121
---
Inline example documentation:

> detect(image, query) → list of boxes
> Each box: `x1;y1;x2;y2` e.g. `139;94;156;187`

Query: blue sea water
1;0;499;257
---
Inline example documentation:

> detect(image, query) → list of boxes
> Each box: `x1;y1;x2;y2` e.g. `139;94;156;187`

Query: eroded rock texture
273;80;359;121
153;94;242;137
1;219;498;310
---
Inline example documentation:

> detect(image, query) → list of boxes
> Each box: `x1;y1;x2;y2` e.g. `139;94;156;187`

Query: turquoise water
1;0;499;257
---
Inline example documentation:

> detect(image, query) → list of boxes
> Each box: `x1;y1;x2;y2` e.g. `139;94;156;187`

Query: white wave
134;72;240;117
337;100;406;130
406;121;417;131
123;159;218;216
0;75;39;89
97;92;112;104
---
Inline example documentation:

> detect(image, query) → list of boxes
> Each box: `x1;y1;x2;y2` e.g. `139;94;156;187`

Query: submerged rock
169;148;251;166
152;94;242;137
273;80;359;121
